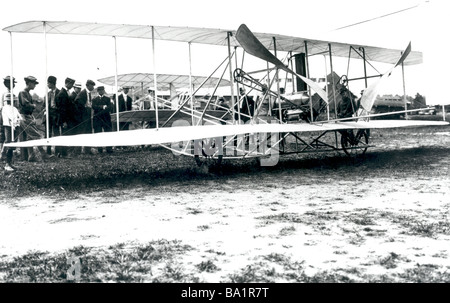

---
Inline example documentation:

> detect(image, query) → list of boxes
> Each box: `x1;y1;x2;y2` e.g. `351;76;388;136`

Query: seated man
337;87;360;144
337;87;357;119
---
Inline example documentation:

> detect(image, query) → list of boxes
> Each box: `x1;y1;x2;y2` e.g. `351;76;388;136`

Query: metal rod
234;46;241;124
360;47;368;88
401;58;407;119
140;82;144;111
196;65;228;126
43;22;49;139
113;36;120;132
351;46;381;75
152;26;159;129
323;55;330;121
266;61;271;115
161;54;231;128
188;43;194;126
314;106;437;123
305;41;313;122
289;51;295;94
9;32;15;141
273;37;283;122
253;73;277;119
329;43;338;120
347;74;383;82
328;43;339;148
346;46;351;79
245;66;277;75
227;32;236;124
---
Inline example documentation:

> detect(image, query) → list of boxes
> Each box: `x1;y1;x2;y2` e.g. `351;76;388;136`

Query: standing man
70;82;83;154
92;86;113;153
115;86;133;130
71;82;82;129
71;82;82;102
1;92;22;171
55;77;76;157
45;76;60;156
74;79;96;154
237;87;255;123
1;76;18;155
2;76;18;108
18;76;48;162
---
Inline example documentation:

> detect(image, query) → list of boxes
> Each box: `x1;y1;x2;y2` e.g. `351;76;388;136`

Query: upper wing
3;21;422;66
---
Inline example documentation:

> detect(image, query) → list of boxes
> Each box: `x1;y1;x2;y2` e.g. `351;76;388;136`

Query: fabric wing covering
3;21;422;66
5;120;448;148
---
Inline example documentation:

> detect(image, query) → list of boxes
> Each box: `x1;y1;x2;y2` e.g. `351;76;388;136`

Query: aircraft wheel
341;129;369;157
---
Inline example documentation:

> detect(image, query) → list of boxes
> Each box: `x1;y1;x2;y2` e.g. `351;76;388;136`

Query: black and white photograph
0;0;449;288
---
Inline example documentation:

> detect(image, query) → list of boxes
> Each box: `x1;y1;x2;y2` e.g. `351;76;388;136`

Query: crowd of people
0;75;135;172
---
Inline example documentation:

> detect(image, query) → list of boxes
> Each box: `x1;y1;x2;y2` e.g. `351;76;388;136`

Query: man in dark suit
112;86;133;131
92;86;113;153
235;87;255;123
45;76;61;156
74;79;96;154
71;82;83;132
55;77;75;157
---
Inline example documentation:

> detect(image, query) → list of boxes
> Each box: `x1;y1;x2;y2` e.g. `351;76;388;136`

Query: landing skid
162;129;372;168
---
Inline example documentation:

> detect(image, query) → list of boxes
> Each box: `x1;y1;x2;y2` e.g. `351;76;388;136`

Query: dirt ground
0;125;449;282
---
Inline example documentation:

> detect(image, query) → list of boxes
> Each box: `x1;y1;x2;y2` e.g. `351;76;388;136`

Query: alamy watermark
67;256;81;282
170;119;280;166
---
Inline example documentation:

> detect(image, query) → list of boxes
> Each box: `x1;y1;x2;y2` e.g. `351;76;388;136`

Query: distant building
371;95;409;118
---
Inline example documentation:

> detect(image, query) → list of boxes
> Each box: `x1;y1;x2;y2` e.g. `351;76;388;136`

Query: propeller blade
236;24;328;104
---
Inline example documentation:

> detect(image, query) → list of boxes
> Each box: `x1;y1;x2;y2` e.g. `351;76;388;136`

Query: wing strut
235;24;328;104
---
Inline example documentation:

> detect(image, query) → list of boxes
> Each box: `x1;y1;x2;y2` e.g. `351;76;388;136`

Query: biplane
3;21;448;167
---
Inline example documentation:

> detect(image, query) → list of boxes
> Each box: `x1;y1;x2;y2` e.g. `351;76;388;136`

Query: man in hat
1;76;18;154
44;75;61;156
237;87;255;123
18;76;49;162
55;77;76;157
92;86;113;153
113;86;133;131
71;82;82;100
74;79;96;154
1;92;22;171
68;82;83;154
2;76;18;108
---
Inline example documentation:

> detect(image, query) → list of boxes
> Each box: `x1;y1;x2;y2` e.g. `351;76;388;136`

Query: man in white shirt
1;92;22;171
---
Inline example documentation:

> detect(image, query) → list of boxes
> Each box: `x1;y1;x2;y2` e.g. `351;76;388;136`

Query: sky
0;0;448;104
